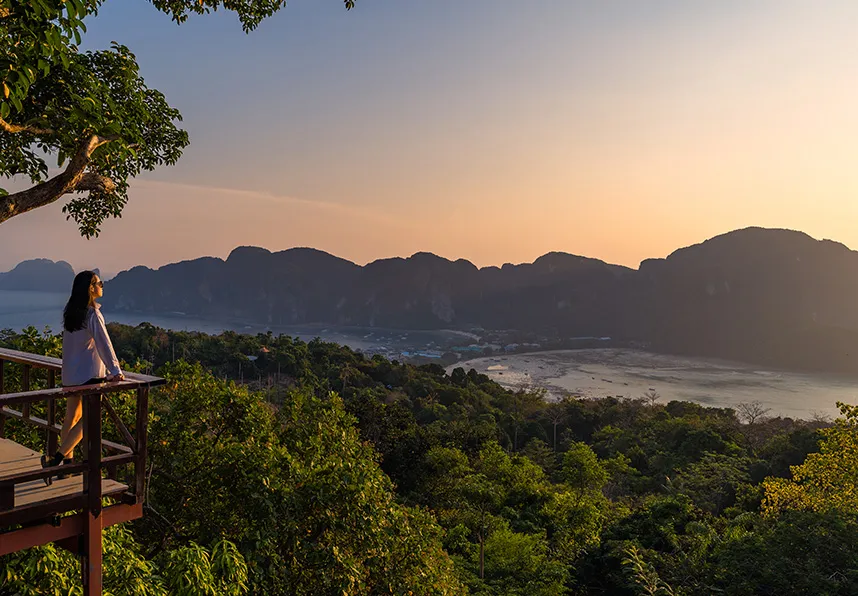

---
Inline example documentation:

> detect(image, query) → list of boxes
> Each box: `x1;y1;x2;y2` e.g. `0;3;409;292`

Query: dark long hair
63;271;96;332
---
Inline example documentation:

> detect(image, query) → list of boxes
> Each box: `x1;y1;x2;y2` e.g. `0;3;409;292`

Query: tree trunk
479;509;486;579
479;533;484;579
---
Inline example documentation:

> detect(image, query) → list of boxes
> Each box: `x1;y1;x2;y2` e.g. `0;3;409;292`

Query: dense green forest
1;323;857;595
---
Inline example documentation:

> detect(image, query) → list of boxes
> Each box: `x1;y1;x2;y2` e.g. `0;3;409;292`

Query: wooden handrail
0;349;63;370
0;380;155;407
0;347;163;386
0;462;89;484
0;407;133;453
0;350;164;510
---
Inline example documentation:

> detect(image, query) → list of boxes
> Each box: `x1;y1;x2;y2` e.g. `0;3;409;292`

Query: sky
3;0;858;277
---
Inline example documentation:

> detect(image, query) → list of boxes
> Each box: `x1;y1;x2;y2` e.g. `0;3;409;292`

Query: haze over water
0;290;470;358
4;290;854;420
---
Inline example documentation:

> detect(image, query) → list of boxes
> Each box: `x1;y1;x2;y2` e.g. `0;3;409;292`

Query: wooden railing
0;347;165;595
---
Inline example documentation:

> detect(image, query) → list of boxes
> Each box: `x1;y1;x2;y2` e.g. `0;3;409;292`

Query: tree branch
71;172;116;193
0;115;54;136
92;134;119;149
0;135;112;224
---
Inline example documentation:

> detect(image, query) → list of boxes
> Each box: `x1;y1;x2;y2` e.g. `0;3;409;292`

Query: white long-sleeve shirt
62;304;122;386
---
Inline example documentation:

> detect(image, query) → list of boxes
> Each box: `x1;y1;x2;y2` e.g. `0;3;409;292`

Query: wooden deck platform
0;347;165;594
0;438;126;509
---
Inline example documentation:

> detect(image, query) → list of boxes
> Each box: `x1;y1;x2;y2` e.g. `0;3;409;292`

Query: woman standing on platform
41;270;124;482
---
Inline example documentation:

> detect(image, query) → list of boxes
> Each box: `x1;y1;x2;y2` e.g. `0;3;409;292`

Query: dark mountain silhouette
0;259;75;291
635;228;858;371
97;228;858;373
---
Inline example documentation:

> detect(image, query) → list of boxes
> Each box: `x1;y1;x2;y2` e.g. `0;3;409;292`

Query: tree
561;441;609;500
642;391;661;408
500;386;545;451
706;511;858;595
736;401;771;425
522;438;557;476
762;402;858;516
481;526;568;595
543;396;570;452
461;473;503;581
0;0;355;235
622;544;681;596
671;453;753;515
0;525;249;596
416;442;570;588
419;446;503;581
144;362;464;594
541;487;607;562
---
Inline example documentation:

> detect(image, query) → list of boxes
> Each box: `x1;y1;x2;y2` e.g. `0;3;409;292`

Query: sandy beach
453;349;858;420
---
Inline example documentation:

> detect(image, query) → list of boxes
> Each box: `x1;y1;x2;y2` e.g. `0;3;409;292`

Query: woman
41;271;124;481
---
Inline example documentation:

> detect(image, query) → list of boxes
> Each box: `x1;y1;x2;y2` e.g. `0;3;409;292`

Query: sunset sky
2;0;858;277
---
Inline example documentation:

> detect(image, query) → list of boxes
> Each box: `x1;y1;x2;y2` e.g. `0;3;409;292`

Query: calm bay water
0;290;67;332
0;291;468;355
4;291;855;419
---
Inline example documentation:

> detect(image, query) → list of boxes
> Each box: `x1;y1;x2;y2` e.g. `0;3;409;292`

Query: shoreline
451;348;854;420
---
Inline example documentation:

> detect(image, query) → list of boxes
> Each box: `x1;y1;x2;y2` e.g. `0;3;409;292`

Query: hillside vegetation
1;324;855;595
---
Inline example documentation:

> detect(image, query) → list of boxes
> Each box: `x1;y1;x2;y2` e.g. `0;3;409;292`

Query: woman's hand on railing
106;373;125;382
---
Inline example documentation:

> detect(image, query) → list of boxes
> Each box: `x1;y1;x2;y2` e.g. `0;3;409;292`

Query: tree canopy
1;324;854;594
762;402;858;515
0;0;354;236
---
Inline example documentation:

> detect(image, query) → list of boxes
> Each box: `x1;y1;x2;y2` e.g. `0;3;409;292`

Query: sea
2;290;856;420
0;291;471;359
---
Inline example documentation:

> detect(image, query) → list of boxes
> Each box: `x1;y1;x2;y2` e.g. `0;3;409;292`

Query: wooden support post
0;359;5;438
82;510;102;595
47;369;57;456
0;482;14;511
21;365;30;419
82;391;103;596
134;387;149;501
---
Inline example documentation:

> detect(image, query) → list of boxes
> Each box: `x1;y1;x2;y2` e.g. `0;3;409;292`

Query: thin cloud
132;178;412;228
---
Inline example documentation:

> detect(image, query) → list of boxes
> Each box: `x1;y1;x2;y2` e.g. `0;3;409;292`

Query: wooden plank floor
0;439;127;508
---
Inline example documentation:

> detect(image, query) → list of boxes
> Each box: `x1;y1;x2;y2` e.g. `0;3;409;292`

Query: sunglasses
92;280;103;288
